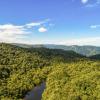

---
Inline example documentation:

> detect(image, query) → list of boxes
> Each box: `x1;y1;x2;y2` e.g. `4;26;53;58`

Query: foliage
0;43;84;99
89;54;100;60
42;61;100;100
0;43;100;100
13;44;100;56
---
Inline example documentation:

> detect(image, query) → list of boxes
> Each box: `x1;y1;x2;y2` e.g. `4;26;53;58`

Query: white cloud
0;24;30;43
26;19;50;28
0;24;28;37
38;27;47;32
73;0;100;7
0;19;51;43
90;25;100;29
0;24;28;35
55;37;100;46
69;37;100;45
81;0;88;4
26;22;41;28
22;37;100;46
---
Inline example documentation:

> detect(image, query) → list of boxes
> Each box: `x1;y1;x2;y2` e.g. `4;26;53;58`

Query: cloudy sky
0;0;100;46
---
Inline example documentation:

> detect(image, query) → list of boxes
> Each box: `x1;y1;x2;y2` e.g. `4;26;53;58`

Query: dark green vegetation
89;54;100;60
12;44;100;56
42;44;100;56
0;43;84;100
42;61;100;100
0;43;100;100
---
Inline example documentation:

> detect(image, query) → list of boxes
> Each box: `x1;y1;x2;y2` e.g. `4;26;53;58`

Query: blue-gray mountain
12;44;100;56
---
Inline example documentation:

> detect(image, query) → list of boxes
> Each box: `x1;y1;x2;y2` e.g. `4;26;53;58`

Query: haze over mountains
0;43;86;100
0;0;100;99
0;43;100;100
12;43;100;56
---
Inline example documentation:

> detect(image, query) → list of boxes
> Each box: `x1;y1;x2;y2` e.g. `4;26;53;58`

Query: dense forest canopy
42;61;100;100
0;43;100;100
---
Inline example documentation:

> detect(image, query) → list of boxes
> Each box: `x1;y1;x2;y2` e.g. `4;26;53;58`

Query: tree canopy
0;43;99;100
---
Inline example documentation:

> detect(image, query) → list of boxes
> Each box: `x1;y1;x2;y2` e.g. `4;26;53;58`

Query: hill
42;60;100;100
43;44;100;56
0;43;85;100
12;44;100;56
0;43;100;100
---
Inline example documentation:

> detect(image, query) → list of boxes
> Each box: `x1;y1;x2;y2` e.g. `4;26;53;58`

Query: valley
0;43;100;100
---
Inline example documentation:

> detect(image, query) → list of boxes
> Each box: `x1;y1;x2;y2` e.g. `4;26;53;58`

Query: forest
0;43;100;100
12;44;100;56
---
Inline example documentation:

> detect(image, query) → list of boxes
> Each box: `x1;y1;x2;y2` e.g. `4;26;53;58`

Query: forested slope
0;43;85;100
42;60;100;100
0;43;100;100
44;45;100;56
12;44;100;56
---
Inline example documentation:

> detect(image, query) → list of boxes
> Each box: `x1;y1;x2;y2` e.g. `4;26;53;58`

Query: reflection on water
24;83;45;100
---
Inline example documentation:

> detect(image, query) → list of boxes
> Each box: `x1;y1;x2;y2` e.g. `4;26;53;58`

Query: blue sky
0;0;100;45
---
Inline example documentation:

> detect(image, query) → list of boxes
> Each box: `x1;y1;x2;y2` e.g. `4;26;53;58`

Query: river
24;82;45;100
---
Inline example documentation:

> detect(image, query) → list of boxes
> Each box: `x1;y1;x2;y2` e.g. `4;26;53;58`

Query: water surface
24;83;45;100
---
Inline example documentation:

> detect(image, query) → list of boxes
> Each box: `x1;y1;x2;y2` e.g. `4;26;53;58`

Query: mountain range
0;43;100;100
12;43;100;56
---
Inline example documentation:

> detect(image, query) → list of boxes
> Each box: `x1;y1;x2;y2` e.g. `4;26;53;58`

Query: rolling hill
0;43;100;100
0;43;86;100
12;44;100;56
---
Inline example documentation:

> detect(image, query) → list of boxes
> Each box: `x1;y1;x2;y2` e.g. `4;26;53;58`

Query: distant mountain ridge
44;44;100;56
12;43;100;56
0;43;99;100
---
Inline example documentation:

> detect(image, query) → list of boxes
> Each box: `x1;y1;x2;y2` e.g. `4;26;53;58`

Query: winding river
24;83;46;100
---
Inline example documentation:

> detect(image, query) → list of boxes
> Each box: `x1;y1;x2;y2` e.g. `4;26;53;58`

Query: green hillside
12;44;100;56
44;45;100;56
0;43;100;100
0;43;85;100
42;60;100;100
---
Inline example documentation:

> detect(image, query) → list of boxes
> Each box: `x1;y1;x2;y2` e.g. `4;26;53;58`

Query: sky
0;0;100;46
